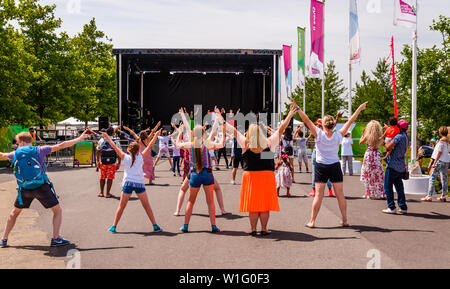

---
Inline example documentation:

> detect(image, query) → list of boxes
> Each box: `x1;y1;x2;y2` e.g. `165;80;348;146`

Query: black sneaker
1;239;7;248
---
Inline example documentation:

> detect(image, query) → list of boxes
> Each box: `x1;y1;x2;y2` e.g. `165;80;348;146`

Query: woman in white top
297;102;367;228
101;130;163;234
422;126;449;202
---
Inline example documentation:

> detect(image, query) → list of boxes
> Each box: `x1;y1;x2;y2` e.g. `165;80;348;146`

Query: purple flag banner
283;45;292;97
310;0;324;79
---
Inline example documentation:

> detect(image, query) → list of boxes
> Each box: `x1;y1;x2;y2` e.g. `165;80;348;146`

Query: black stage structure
113;48;282;129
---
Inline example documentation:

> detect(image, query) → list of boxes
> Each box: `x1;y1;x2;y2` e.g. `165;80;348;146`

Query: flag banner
386;36;399;119
310;0;324;79
394;0;417;29
283;45;292;97
297;27;306;89
349;0;360;64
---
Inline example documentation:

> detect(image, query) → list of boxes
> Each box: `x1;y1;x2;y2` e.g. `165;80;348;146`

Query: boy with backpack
0;130;88;248
96;127;122;198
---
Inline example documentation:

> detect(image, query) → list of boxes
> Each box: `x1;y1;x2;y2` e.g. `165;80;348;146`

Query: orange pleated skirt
239;171;280;213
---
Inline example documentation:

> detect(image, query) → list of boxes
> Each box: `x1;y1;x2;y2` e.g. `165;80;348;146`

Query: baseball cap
315;119;322;126
398;120;409;130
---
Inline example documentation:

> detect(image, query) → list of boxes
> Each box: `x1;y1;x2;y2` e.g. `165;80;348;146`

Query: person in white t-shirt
340;132;354;176
153;130;173;168
297;102;368;228
422;126;449;202
100;131;163;234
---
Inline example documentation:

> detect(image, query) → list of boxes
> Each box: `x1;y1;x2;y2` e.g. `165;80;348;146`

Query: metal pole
118;54;122;126
411;30;417;161
140;72;144;120
349;63;352;116
321;0;325;119
273;54;277;127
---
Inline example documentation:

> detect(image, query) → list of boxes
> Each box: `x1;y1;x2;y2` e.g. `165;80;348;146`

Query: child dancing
101;131;163;234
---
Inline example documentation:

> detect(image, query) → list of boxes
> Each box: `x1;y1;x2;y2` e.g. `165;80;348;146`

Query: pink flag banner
283;45;292;97
309;0;324;79
394;0;417;29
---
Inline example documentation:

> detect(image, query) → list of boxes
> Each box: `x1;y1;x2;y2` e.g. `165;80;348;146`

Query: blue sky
43;0;448;107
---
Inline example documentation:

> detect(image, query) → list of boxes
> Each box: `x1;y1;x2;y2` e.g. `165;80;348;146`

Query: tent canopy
57;117;98;126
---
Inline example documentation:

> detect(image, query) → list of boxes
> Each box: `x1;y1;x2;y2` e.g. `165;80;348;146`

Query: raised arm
268;102;298;150
101;132;125;159
296;108;317;138
122;126;139;141
359;129;367;145
179;108;191;140
51;130;88;153
206;121;227;150
142;129;161;158
340;102;367;136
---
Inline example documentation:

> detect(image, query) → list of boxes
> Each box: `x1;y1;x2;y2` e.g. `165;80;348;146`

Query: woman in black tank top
224;102;299;236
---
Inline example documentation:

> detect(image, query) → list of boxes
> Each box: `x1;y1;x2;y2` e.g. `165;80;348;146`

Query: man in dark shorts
0;130;88;248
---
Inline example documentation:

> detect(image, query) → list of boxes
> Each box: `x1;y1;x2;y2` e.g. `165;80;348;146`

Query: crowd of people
0;102;449;248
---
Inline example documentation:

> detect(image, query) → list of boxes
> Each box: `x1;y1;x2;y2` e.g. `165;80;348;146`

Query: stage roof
112;48;282;73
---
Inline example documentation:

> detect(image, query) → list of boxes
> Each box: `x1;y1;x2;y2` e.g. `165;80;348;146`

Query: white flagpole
321;0;325;119
348;0;352;117
411;30;417;161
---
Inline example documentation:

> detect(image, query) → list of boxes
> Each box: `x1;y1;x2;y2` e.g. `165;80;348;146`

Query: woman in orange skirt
226;102;299;236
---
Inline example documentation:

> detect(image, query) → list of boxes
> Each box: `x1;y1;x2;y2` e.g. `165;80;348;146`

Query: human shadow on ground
219;229;359;242
10;243;134;258
316;225;434;234
401;211;450;220
192;213;245;220
146;183;170;187
278;195;308;199
114;231;178;237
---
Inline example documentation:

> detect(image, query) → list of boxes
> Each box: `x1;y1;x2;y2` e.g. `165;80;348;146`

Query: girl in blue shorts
176;107;226;233
101;131;163;234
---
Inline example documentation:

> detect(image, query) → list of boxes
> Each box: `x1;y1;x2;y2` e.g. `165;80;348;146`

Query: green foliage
396;15;450;140
0;0;117;128
352;60;395;123
288;60;346;122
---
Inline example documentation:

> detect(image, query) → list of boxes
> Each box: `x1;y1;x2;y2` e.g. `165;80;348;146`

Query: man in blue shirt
383;120;409;214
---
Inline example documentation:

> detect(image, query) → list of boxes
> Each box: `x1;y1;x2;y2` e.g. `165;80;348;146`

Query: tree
0;0;35;126
68;18;117;126
16;0;73;128
396;15;450;140
351;59;395;123
288;60;346;122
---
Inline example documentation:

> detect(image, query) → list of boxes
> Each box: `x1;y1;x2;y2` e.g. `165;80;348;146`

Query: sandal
421;196;432;202
249;231;257;236
260;230;271;236
105;194;113;198
304;223;315;229
437;196;447;202
98;193;104;197
340;222;350;227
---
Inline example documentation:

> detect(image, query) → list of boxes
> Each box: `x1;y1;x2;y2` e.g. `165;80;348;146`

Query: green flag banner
297;27;306;89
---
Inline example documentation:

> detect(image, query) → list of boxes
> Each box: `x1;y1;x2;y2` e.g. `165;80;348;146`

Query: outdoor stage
113;49;282;128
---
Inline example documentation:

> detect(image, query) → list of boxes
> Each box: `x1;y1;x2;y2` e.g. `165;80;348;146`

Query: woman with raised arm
102;130;163;234
226;102;298;236
124;123;160;185
297;102;367;228
176;107;227;233
172;122;230;217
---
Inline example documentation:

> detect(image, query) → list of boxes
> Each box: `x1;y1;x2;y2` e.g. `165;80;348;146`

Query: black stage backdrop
141;72;265;125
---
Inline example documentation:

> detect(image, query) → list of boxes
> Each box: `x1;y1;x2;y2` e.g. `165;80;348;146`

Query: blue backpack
12;146;56;205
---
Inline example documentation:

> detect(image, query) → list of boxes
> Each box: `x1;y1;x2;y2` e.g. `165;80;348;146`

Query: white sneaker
382;208;397;214
231;180;236;185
